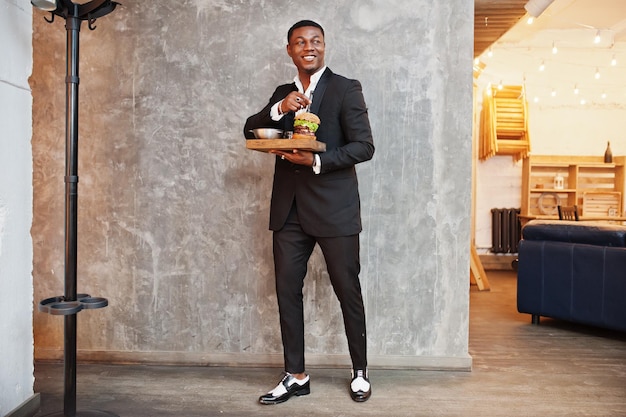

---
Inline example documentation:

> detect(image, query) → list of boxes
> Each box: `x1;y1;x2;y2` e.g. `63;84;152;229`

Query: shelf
530;163;617;169
520;214;626;222
530;188;576;193
521;155;625;219
578;163;618;168
526;155;620;165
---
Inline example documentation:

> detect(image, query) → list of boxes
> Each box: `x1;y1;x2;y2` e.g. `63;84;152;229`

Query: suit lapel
310;68;331;115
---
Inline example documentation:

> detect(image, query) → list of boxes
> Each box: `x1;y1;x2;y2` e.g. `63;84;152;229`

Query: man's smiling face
287;26;325;76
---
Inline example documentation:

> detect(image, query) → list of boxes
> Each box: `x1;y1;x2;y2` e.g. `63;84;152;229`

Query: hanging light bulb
551;89;557;97
580;98;587;105
534;96;540;103
527;16;535;25
611;55;617;66
594;31;601;44
552;42;558;54
487;47;493;58
601;92;607;99
574;84;579;95
595;68;601;79
474;57;480;66
539;60;545;71
498;80;503;90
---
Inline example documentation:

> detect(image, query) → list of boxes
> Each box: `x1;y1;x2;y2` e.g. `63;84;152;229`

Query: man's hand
280;92;311;114
271;149;314;167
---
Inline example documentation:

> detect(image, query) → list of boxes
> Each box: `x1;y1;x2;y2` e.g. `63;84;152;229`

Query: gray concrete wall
1;0;35;414
31;0;473;370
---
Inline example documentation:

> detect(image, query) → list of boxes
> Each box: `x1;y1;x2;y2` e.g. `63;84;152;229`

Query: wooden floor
33;271;626;417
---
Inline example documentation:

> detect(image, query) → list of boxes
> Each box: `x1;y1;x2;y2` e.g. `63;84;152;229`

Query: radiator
491;208;521;253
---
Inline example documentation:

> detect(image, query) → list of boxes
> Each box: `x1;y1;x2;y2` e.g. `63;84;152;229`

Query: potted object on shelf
553;172;564;190
604;141;613;163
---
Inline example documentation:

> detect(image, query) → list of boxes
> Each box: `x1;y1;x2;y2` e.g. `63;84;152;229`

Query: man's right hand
280;92;311;114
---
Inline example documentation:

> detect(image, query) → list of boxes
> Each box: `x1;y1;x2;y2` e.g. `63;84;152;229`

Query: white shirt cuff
312;154;321;174
270;100;285;121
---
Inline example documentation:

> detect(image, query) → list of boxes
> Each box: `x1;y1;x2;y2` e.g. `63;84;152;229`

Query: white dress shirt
270;66;326;174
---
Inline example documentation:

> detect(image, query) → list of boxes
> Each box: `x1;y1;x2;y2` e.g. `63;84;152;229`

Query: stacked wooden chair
480;85;531;162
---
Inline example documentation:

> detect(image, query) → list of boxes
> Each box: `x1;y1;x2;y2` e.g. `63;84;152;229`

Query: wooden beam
470;244;490;291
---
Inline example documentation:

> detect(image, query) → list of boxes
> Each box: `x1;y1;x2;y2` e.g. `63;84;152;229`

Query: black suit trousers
273;204;367;373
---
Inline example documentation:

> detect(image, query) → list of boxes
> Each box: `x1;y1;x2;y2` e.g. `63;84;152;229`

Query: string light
499;85;622;105
474;23;624;106
517;82;624;105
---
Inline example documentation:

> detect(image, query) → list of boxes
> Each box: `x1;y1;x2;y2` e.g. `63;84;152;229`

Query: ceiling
474;0;626;106
474;0;528;58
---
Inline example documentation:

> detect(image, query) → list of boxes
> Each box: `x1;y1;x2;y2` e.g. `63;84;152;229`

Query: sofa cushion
522;220;626;247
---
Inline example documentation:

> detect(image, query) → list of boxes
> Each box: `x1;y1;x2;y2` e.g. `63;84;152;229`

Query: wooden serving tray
246;139;326;153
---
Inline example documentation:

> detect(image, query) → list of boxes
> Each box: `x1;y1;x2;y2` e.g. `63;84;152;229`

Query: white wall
474;76;626;250
0;0;35;414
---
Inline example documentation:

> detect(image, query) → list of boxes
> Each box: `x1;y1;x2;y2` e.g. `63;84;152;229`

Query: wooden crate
582;191;622;217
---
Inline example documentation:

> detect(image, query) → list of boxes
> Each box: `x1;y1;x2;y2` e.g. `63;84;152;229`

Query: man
244;20;375;404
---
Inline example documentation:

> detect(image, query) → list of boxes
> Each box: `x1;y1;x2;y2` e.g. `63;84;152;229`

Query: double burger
292;112;320;140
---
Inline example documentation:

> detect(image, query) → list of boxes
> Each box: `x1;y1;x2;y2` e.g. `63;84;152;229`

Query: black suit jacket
244;68;374;237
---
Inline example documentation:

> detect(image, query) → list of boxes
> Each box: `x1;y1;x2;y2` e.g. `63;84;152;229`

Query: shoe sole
352;395;370;402
350;389;371;402
259;386;310;405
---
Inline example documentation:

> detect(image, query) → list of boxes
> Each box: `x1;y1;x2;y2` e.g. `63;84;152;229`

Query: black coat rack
33;1;120;416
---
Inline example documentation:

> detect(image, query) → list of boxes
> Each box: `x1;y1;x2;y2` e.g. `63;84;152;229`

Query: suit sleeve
243;84;295;139
319;80;375;172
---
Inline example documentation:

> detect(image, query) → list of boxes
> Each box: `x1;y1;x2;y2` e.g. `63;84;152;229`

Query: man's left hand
271;149;314;167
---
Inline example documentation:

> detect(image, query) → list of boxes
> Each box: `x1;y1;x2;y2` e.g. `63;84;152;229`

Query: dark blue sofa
517;220;626;332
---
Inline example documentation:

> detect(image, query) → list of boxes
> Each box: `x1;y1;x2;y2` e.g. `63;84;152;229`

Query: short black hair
287;20;324;43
